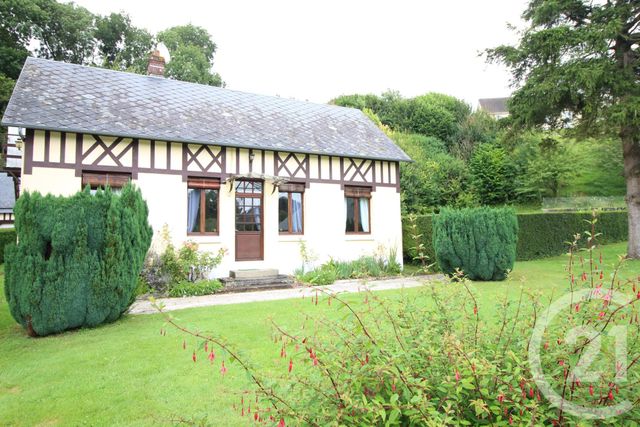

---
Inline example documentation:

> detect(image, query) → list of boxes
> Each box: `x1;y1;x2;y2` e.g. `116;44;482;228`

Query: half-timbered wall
23;129;400;191
21;129;403;274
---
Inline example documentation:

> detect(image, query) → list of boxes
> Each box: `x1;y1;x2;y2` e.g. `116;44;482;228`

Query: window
235;180;262;232
278;183;304;234
187;178;220;234
345;186;371;234
82;172;131;194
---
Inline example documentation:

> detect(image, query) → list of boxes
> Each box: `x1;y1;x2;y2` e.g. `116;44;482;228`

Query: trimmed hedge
4;184;152;336
432;207;518;280
403;210;628;263
0;228;16;263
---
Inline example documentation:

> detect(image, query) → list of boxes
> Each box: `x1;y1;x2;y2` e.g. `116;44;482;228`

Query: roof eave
1;120;412;163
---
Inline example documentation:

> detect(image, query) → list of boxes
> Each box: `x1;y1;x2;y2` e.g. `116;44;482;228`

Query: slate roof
2;58;410;162
478;97;509;115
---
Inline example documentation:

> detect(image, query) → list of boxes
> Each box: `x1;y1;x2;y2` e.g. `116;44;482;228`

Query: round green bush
4;183;152;336
432;206;518;280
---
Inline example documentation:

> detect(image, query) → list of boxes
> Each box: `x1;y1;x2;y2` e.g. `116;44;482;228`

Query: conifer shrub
432;206;518;280
4;183;152;336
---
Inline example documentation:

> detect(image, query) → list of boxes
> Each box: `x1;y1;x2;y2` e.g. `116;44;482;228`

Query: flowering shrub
155;215;640;425
141;226;226;296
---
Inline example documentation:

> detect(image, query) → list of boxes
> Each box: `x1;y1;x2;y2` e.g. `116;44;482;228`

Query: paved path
128;274;442;315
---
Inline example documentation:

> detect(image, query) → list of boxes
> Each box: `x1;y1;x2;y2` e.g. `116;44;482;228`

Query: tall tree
488;0;640;256
158;24;223;86
94;12;154;73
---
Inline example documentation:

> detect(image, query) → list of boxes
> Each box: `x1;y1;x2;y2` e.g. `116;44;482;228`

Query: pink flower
208;350;215;363
277;418;286;427
455;370;461;382
498;394;505;403
220;361;227;376
599;311;606;320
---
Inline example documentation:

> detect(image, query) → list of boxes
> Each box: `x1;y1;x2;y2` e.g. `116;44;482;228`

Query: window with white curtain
278;183;304;234
187;178;220;234
344;186;371;234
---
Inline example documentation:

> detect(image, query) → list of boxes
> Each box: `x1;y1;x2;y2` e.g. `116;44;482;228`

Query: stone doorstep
230;268;279;280
219;274;295;293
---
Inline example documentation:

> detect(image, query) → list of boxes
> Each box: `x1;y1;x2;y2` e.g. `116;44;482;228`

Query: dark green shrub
4;184;152;336
0;228;16;263
432;207;518;280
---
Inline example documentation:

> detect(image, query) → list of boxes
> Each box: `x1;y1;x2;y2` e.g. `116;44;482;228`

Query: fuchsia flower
455;370;461;382
608;390;614;401
208;350;215;363
581;272;587;281
497;394;504;403
277;419;286;427
575;303;580;312
599;311;606;320
288;358;293;373
220;361;227;376
473;306;478;315
544;342;550;350
589;385;594;396
192;351;196;363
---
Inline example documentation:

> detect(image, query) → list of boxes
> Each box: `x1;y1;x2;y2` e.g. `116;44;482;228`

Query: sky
72;0;529;108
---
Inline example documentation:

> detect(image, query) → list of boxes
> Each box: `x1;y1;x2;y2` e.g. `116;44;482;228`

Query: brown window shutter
344;186;371;198
82;172;131;188
278;182;305;193
187;177;221;189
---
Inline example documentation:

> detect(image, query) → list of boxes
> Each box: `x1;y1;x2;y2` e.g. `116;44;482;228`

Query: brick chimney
147;50;165;77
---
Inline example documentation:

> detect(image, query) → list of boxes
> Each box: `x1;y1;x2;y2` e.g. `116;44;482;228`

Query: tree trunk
623;135;640;258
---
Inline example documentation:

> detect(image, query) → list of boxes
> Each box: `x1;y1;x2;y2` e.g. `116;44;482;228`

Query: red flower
637;291;640;300
529;388;534;398
589;384;594;396
608;390;614;401
365;354;369;364
599;311;605;320
473;305;478;315
208;350;215;363
558;360;565;366
498;394;504;403
544;342;549;350
575;303;580;312
277;418;286;427
600;271;604;280
192;351;196;363
391;383;396;392
220;361;227;376
288;358;293;373
581;272;587;281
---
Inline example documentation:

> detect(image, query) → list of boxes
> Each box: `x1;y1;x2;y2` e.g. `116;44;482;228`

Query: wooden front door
235;180;264;261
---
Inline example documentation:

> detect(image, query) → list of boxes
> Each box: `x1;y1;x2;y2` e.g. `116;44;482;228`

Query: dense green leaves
469;144;516;205
3;183;152;336
433;207;518;280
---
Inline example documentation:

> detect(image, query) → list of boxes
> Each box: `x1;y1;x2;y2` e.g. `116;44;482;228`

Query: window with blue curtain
278;183;304;234
345;186;371;234
187;178;220;234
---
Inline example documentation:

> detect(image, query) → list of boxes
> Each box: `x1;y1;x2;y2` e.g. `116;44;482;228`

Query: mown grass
1;242;639;426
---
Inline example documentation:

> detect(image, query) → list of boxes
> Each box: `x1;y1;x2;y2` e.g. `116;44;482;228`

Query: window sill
344;234;374;242
279;234;305;242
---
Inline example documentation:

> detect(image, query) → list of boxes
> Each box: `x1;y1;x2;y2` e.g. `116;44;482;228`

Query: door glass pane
204;189;218;232
278;193;289;232
187;188;201;233
345;197;355;232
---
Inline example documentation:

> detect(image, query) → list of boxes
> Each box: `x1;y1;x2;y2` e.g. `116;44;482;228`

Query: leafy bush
433;207;518;280
0;227;16;263
140;227;226;295
166;279;223;298
4;184;152;336
469;143;516;205
403;210;628;263
297;249;401;285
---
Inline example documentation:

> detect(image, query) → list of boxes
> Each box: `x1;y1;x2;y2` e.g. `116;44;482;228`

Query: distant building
478;97;509;119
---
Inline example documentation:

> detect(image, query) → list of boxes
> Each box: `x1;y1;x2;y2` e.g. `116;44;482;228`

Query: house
1;57;410;277
478;97;509;119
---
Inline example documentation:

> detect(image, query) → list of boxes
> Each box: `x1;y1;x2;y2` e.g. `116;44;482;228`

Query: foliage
0;227;16;264
486;0;640;256
94;12;154;73
469;143;516;205
296;248;402;285
452;110;499;161
432;207;518;280
140;227;226;295
392;132;473;212
166;279;223;298
158;221;640;425
403;210;628;263
158;24;224;87
3;183;152;336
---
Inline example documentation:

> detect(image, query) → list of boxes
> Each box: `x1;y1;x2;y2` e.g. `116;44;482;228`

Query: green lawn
1;242;639;426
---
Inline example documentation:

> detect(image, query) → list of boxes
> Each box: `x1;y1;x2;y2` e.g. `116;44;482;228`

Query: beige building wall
20;130;404;276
